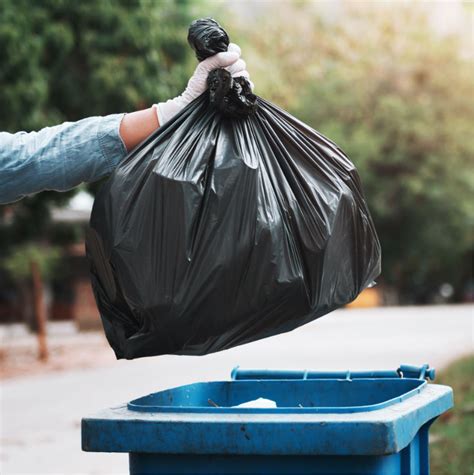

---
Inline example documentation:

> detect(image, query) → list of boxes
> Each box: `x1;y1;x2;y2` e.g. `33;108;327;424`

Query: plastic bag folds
86;89;381;359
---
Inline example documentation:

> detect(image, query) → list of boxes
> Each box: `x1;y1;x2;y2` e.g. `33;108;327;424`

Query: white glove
154;43;253;126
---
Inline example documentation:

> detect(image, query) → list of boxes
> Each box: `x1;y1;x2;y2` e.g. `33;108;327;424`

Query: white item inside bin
233;397;277;408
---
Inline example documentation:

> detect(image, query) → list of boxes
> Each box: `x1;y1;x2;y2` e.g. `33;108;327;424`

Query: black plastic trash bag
86;19;381;359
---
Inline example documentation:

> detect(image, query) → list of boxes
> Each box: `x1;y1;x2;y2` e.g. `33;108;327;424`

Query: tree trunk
31;260;48;361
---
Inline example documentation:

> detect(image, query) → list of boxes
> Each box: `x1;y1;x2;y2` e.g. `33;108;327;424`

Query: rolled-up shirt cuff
97;113;127;174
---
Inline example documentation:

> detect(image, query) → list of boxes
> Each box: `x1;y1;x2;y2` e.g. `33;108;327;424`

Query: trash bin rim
127;377;428;414
82;383;453;456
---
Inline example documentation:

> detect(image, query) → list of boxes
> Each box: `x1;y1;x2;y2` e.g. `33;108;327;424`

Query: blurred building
49;192;100;329
0;192;102;330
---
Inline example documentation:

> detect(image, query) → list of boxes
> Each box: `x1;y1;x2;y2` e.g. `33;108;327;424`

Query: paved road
1;305;473;474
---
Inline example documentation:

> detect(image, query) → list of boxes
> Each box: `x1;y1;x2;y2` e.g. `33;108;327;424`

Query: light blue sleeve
0;113;127;204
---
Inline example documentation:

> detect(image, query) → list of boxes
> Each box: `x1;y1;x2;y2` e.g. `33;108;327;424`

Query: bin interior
128;378;426;414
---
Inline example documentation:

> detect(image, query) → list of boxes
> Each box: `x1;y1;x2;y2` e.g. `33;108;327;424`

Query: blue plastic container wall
82;364;453;474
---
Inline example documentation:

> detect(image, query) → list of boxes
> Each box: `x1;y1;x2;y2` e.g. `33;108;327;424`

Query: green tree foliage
0;0;197;246
3;244;61;281
231;3;474;301
0;0;196;131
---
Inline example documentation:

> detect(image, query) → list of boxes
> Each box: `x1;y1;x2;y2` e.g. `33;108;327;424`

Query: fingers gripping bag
86;18;381;359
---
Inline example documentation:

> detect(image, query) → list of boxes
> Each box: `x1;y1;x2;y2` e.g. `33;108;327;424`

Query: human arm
119;108;159;152
0;114;127;205
0;110;161;205
154;43;250;125
0;43;250;205
117;44;248;151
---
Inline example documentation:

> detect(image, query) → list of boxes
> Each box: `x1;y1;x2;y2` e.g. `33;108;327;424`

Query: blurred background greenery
0;0;473;315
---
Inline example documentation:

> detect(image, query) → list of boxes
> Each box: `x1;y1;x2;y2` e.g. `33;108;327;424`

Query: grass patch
430;354;474;474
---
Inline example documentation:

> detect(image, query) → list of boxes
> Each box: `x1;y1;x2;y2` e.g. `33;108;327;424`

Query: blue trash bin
82;364;452;474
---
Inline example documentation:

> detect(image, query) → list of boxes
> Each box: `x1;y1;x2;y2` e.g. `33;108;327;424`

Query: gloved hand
154;43;253;126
